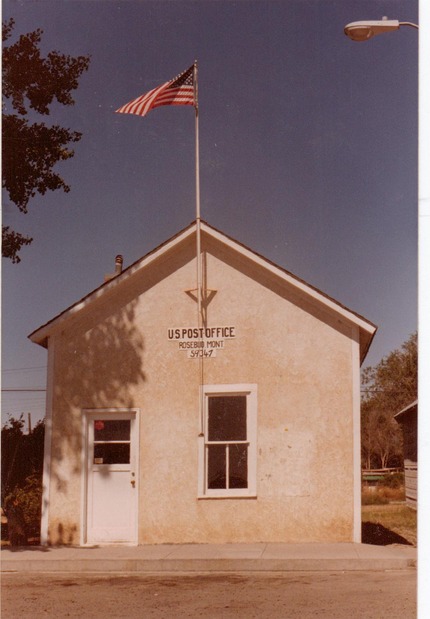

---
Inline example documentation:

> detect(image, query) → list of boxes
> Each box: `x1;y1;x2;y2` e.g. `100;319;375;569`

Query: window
199;384;257;498
93;419;131;465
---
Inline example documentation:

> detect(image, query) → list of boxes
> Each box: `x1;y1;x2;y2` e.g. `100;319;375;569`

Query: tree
1;415;45;544
361;402;398;470
1;414;45;499
2;18;90;263
361;332;417;469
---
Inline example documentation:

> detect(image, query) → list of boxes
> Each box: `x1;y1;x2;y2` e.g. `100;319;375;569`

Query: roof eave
28;220;377;360
394;399;418;420
28;222;197;346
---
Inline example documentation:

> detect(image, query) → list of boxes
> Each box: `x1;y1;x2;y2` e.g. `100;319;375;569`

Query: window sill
197;493;257;500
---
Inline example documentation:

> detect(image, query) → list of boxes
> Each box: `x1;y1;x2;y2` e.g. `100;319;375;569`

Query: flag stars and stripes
116;65;196;118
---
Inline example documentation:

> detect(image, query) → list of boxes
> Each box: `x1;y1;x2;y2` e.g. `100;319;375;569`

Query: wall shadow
362;521;413;546
36;238;199;546
44;290;147;544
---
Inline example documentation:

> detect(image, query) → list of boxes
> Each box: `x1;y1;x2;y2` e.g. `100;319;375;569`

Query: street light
344;13;428;617
344;16;418;41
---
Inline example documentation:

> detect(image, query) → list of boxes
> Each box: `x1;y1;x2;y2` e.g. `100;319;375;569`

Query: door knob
131;480;135;487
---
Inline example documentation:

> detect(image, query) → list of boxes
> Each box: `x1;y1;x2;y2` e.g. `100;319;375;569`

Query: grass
362;484;405;505
362;503;417;547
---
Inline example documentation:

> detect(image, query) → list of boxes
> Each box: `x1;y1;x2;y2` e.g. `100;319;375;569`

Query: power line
1;388;46;392
1;366;47;373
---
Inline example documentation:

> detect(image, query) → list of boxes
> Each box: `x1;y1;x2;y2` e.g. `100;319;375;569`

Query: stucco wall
45;233;357;545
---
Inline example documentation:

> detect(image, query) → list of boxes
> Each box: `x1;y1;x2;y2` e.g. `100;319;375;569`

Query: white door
85;411;138;544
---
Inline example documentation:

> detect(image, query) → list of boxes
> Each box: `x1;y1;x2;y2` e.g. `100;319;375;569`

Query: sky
1;0;419;428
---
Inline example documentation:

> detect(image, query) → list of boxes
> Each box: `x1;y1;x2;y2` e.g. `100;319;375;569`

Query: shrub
3;473;43;543
362;482;405;505
14;474;43;540
378;472;404;489
378;485;405;502
362;489;389;505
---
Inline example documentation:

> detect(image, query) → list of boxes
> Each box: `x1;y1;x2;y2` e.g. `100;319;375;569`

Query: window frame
198;384;257;499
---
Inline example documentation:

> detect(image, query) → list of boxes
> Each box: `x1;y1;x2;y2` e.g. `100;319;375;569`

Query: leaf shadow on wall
45;297;146;544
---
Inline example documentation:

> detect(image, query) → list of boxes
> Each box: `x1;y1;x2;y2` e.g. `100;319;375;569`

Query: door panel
85;412;138;544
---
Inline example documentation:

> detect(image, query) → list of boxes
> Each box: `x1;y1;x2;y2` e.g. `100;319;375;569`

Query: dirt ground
1;570;416;619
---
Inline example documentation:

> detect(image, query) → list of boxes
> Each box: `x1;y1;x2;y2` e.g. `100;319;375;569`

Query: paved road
1;570;416;618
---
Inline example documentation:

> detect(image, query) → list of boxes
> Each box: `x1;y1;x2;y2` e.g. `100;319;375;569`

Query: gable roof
394;400;418;421
29;220;377;363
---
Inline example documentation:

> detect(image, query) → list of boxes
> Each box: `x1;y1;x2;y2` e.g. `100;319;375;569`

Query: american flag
116;65;195;118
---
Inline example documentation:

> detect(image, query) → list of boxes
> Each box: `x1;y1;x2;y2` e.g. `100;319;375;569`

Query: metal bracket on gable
185;288;217;305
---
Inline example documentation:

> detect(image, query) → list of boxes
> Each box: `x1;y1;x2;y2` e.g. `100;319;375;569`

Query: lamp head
344;19;400;41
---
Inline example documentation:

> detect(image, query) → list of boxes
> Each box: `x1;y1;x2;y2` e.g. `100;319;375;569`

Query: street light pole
343;14;430;619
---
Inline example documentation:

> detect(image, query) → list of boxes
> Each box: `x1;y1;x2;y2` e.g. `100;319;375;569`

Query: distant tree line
361;332;417;469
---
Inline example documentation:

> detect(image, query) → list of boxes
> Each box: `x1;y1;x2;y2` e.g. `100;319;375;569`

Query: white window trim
198;384;257;499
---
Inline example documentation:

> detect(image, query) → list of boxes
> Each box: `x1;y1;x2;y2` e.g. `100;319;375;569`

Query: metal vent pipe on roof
115;255;123;275
104;255;124;283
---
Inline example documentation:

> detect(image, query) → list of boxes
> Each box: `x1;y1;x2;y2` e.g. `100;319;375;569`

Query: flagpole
194;61;205;440
194;60;202;326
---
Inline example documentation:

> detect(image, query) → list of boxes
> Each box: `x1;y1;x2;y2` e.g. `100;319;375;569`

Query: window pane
94;420;130;442
208;396;246;441
94;443;130;464
229;444;248;489
207;444;226;489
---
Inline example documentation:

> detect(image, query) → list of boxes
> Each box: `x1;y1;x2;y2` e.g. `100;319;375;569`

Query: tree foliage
361;332;417;469
1;415;45;543
2;18;90;263
1;415;45;499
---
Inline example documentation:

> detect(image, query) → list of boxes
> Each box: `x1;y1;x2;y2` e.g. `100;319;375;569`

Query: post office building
29;221;376;546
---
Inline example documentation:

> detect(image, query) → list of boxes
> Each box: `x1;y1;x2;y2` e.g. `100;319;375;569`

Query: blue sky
2;0;418;426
